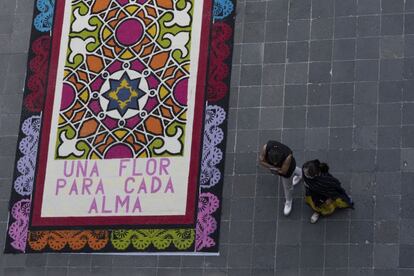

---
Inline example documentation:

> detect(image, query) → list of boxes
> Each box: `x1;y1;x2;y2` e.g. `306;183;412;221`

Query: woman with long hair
302;160;354;223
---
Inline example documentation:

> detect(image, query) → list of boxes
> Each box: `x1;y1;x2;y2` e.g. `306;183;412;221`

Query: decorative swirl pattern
196;192;220;251
34;0;55;32
111;229;195;250
6;0;236;254
207;22;233;102
24;36;51;112
213;0;234;20
8;199;31;252
28;230;109;251
200;105;226;188
14;116;41;196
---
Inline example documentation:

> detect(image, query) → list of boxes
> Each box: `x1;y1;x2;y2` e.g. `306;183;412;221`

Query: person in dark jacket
302;160;354;223
259;140;302;216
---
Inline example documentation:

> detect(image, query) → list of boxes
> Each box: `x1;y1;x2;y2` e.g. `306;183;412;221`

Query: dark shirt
265;141;291;166
265;141;296;178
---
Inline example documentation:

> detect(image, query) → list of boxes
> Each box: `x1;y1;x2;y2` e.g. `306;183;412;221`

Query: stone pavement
1;0;414;275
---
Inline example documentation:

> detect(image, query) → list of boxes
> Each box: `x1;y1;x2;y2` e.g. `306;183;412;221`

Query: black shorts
281;157;296;178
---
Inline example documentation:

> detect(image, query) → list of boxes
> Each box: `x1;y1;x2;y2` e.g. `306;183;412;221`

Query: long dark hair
302;159;354;208
303;160;330;178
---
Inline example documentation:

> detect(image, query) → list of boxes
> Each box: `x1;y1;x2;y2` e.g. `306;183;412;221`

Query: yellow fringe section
305;196;351;216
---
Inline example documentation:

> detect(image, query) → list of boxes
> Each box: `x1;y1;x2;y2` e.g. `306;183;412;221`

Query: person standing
259;140;302;216
302;159;354;223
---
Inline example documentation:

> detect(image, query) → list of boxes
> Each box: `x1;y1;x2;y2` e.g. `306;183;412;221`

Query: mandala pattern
56;0;193;160
6;0;236;254
28;230;109;251
111;229;195;250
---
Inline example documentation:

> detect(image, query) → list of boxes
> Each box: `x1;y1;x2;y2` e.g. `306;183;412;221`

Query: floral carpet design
5;0;235;254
